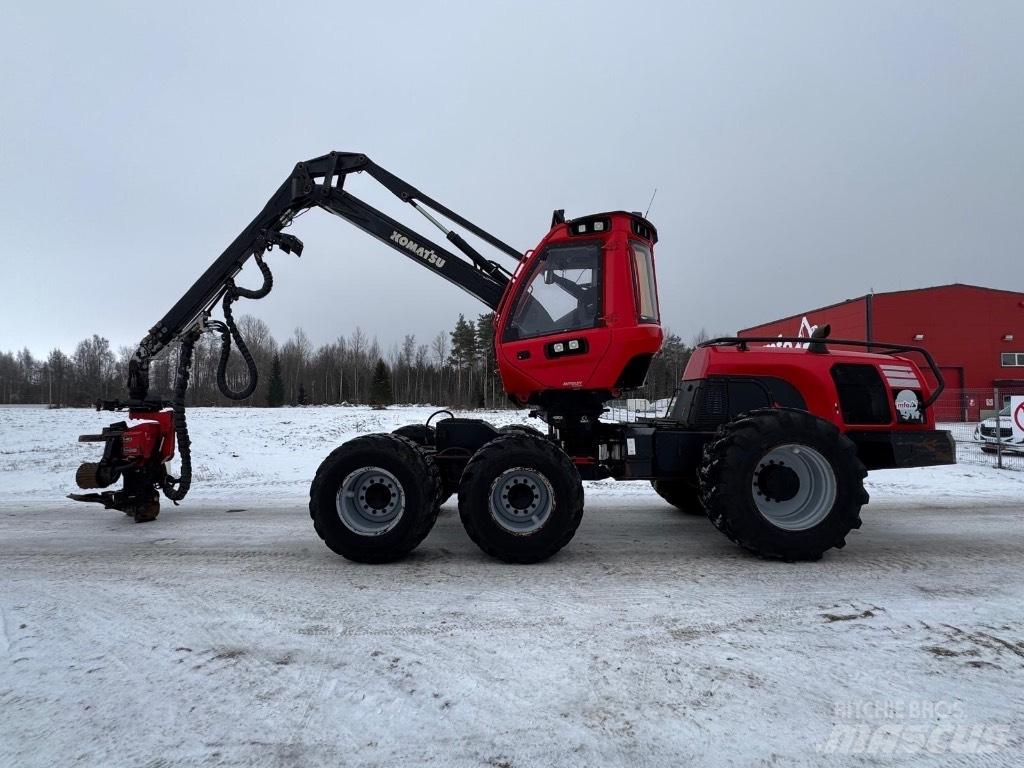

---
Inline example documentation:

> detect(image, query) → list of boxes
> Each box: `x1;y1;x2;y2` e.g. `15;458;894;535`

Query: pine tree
448;314;478;405
297;382;308;406
267;353;285;407
369;357;393;407
448;315;477;366
475;313;497;408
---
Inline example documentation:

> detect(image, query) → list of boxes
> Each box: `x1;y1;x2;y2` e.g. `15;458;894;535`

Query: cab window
504;243;601;341
630;241;659;322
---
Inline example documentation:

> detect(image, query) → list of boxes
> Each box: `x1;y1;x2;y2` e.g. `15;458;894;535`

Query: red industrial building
738;283;1024;420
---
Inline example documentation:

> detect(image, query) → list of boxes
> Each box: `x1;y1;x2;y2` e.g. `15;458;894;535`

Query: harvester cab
495;211;663;410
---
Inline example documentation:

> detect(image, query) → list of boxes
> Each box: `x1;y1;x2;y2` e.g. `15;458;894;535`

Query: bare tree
431;331;448;404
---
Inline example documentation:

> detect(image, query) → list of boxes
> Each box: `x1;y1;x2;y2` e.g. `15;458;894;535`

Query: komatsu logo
390;231;446;268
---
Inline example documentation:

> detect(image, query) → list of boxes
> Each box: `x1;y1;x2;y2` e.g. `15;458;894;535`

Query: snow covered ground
3;404;1022;505
2;405;1023;766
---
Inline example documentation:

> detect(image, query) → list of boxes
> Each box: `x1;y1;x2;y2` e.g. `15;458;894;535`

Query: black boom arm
126;152;519;400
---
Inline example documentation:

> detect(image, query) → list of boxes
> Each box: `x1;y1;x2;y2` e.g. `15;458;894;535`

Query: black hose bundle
215;250;274;400
162;328;200;502
162;244;277;502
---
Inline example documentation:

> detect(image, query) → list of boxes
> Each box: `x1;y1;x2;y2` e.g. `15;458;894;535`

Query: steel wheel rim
751;444;836;531
336;466;405;536
489;467;554;535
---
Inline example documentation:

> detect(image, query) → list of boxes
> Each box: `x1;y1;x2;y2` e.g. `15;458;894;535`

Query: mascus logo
390;230;446;268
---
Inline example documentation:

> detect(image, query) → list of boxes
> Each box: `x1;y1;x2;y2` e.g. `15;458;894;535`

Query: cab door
497;240;612;397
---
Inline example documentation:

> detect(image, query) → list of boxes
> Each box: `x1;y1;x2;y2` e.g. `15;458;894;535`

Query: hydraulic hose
162;246;277;502
162;328;200;502
216;250;273;400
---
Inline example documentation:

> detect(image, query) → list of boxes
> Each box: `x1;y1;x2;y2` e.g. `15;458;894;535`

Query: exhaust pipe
807;324;832;354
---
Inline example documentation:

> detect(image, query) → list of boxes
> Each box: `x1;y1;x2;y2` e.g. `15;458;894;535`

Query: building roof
739;283;1024;334
862;282;1024;301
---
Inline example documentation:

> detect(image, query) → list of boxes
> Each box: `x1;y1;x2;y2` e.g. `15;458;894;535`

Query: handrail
700;336;946;409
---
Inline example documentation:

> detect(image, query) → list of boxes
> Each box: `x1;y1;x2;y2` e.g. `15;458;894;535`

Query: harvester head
68;406;176;522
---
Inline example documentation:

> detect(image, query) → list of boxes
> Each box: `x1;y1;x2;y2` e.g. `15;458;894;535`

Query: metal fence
933;388;1024;471
603;397;671;424
606;388;1024;471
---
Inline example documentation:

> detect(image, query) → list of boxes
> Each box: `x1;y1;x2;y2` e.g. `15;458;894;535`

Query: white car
974;406;1024;454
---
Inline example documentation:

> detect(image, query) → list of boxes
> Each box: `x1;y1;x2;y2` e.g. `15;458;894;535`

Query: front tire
309;434;441;563
651;477;704;515
699;408;868;561
458;433;584;563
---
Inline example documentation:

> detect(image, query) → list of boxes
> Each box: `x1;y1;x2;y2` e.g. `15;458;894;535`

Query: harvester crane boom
128;152;518;401
72;151;528;520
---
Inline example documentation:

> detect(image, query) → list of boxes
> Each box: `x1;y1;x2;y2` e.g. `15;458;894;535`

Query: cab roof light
631;220;653;240
571;217;611;236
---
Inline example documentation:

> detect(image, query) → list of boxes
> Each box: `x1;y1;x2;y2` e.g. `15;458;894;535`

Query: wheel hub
336;466;405;536
364;483;393;510
751;444;837;531
756;462;800;503
507;483;535;510
489;467;555;535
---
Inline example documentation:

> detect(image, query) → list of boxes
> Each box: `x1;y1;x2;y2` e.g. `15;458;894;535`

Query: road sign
1012;396;1024;442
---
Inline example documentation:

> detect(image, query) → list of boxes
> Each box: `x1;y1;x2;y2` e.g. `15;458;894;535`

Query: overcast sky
2;1;1021;358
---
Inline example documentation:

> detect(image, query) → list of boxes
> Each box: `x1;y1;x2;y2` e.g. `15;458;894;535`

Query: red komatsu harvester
70;152;956;563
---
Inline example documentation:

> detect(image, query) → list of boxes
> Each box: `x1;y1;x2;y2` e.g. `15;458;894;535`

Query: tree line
1;314;696;408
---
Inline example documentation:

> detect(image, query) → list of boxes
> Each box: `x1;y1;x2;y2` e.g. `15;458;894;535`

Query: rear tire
699;408;868;561
651;478;704;515
309;434;441;563
392;423;459;505
458;433;584;563
498;424;546;438
392;423;435;446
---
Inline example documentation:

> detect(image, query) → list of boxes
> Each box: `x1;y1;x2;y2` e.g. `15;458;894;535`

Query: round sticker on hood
895;389;922;422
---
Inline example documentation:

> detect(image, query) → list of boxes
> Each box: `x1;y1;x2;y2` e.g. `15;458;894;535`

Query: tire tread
308;433;440;563
698;408;868;560
458;433;583;563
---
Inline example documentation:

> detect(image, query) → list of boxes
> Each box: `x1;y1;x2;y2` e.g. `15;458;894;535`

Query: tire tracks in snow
0;604;10;657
